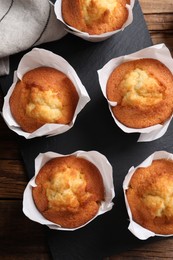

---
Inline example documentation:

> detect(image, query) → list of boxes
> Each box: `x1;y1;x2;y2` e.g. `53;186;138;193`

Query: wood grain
0;0;173;259
140;0;173;13
0;160;26;199
145;14;173;31
141;0;173;55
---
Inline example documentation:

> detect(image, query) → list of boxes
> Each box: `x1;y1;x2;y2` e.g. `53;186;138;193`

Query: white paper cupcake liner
123;150;173;240
23;150;115;231
97;43;173;142
54;0;135;42
2;48;90;139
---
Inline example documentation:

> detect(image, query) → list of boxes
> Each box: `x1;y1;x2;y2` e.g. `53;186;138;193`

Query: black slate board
2;1;172;259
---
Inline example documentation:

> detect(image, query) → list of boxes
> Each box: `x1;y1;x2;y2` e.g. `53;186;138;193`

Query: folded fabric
0;0;66;76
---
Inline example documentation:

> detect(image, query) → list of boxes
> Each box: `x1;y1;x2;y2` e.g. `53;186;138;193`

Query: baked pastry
32;155;105;228
9;67;79;133
126;159;173;235
62;0;130;35
106;58;173;128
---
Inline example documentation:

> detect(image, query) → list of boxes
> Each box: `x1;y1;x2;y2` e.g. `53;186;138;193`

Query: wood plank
0;159;27;199
139;0;173;13
0;139;20;159
109;238;173;259
0;200;51;259
144;14;173;31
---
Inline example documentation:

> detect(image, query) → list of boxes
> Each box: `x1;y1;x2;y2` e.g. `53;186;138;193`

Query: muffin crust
126;159;173;234
106;58;173;128
10;67;79;133
32;155;105;228
62;0;130;35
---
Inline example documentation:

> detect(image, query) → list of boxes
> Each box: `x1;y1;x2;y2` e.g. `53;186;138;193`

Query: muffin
32;155;105;228
62;0;130;35
9;67;79;133
106;58;173;128
126;158;173;235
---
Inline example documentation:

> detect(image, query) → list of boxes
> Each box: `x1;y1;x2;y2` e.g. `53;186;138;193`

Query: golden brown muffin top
32;155;105;228
25;88;63;123
106;58;173;128
126;159;173;234
62;0;130;35
10;67;79;133
46;163;91;211
119;68;164;108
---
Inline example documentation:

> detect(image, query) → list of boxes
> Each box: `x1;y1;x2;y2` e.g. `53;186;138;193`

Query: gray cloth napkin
0;0;66;76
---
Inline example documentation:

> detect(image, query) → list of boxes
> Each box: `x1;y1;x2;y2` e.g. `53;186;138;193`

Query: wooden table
0;1;173;259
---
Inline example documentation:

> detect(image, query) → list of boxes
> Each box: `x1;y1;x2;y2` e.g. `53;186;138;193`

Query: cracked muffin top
106;58;173;128
32;155;105;228
62;0;130;35
9;67;79;133
126;159;173;234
